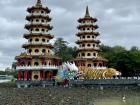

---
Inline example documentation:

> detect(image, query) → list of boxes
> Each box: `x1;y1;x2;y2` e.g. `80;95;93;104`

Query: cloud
0;0;140;70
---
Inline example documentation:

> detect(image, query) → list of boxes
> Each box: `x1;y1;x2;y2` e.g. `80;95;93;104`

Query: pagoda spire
36;0;42;7
85;6;90;17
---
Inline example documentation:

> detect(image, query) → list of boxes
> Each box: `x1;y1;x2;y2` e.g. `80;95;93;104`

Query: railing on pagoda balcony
16;65;59;70
24;42;51;45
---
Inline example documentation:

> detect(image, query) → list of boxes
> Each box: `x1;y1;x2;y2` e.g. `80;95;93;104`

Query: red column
24;71;28;81
40;71;43;80
18;71;22;80
43;71;46;80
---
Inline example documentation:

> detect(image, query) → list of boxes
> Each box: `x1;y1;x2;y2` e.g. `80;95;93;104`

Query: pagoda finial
85;6;90;17
36;0;42;7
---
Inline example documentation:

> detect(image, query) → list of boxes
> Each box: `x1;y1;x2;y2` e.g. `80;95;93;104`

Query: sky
0;0;140;70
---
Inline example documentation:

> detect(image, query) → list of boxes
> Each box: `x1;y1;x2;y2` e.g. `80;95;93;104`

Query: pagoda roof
22;43;54;49
26;15;51;21
78;6;97;23
76;32;99;36
15;53;62;60
76;40;101;44
24;33;54;39
77;24;98;29
25;24;53;30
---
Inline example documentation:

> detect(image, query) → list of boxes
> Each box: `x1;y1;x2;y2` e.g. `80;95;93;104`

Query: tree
53;38;76;62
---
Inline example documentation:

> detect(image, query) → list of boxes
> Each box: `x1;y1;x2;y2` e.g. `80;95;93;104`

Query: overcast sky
0;0;140;70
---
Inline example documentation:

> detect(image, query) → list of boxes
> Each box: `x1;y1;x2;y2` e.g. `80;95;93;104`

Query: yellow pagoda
15;0;62;86
74;6;108;68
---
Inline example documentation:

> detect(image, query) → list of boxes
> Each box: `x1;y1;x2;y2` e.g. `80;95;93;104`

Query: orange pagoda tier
15;0;62;87
74;6;108;68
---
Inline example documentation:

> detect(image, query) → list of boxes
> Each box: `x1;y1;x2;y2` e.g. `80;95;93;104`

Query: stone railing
16;65;58;70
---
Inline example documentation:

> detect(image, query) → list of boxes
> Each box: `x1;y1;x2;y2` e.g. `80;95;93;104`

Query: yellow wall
32;71;41;81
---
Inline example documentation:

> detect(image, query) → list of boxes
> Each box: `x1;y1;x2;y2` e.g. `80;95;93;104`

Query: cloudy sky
0;0;140;70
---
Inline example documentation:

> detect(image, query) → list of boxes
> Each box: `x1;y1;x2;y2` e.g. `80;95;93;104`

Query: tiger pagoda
15;0;62;87
74;6;108;69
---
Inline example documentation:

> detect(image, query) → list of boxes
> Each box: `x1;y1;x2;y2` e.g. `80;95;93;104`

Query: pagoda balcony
16;65;58;71
80;22;95;26
27;13;50;17
24;42;51;45
78;47;100;50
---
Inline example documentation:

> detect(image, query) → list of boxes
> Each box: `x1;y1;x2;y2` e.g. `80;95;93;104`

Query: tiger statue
78;66;121;79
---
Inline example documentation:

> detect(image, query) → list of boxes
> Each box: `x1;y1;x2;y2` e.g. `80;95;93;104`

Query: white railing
78;47;100;50
16;65;58;70
30;13;48;16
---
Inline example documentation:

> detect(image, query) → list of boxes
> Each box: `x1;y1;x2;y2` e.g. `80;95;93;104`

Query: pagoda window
35;38;39;42
29;49;32;53
42;38;46;42
42;49;46;53
87;36;90;38
42;29;45;32
92;36;94;38
41;19;44;22
28;62;31;66
87;44;91;47
83;28;85;31
99;63;102;67
48;50;50;53
94;63;97;67
35;28;39;31
87;53;91;56
82;53;85;57
93;53;96;56
34;62;39;66
21;62;25;66
93;44;95;47
36;19;39;22
41;11;44;13
82;44;85;47
29;39;32;42
87;28;90;30
88;64;91;67
47;40;49;42
79;54;80;57
44;62;47;65
35;49;39;53
82;36;85;39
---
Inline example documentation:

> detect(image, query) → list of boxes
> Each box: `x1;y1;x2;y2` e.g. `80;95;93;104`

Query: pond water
95;96;140;105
